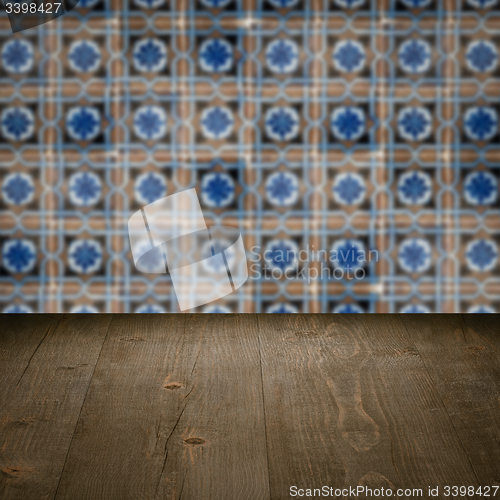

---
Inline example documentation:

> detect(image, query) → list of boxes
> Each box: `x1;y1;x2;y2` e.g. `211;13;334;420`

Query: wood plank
402;314;500;486
0;314;112;500
258;314;480;499
0;314;58;402
55;313;270;500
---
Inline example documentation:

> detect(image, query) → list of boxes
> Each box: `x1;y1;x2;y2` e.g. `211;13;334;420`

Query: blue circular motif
333;303;364;313
267;303;298;313
200;0;232;7
468;304;495;313
2;173;35;205
331;106;366;141
331;239;366;271
332;172;366;206
467;0;497;7
400;304;430;313
334;0;365;7
398;238;432;273
69;171;102;207
466;40;498;73
1;107;34;142
264;239;298;273
201;238;234;273
201;106;234;139
66;107;101;141
1;39;34;74
465;239;498;272
265;106;300;142
266;39;299;74
266;171;299;207
136;304;166;313
134;0;165;8
68;40;101;73
400;0;432;7
134;172;167;205
464;171;498;206
199;38;233;73
77;0;100;8
398;39;432;74
398;171;432;205
333;40;366;73
134;106;167;141
70;304;99;313
2;239;36;274
204;305;232;313
133;38;168;73
398;106;432;142
267;0;299;8
464;106;498;141
3;303;33;313
68;239;103;274
201;172;235;207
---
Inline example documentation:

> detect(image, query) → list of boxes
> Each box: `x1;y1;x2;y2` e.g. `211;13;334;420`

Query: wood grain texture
0;314;112;500
258;314;481;499
55;314;269;500
0;314;499;500
401;314;500;487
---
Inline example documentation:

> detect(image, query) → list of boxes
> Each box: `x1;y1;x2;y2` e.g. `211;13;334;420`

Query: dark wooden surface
0;314;498;500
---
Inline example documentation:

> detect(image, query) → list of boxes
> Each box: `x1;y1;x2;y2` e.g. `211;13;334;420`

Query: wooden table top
0;314;498;499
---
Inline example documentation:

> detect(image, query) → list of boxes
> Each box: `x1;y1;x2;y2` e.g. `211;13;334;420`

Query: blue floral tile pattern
69;172;102;207
464;171;498;206
134;106;167;141
2;173;35;206
398;39;432;74
398;171;432;205
1;39;34;73
333;40;366;73
267;303;298;313
4;304;33;313
201;106;234;140
134;172;167;205
264;239;298;273
464;107;498;142
331;239;366;271
66;107;101;142
266;171;299;207
0;0;499;313
333;173;366;206
333;303;364;313
2;239;36;274
467;0;497;8
466;40;498;73
1;107;34;142
133;39;168;73
201;172;235;208
398;238;432;274
265;107;300;142
398;107;432;142
266;39;299;74
400;304;430;313
331;107;365;141
199;39;233;73
68;40;101;73
68;240;102;274
334;0;365;7
466;239;498;272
